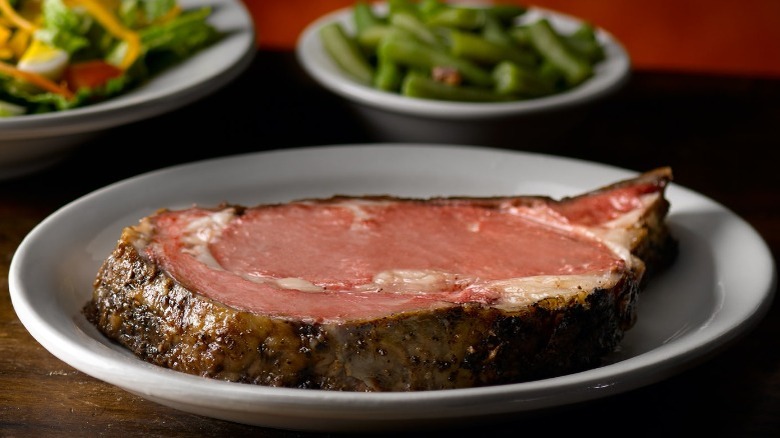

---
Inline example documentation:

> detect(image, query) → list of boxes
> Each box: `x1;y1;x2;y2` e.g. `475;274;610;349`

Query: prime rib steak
83;167;677;391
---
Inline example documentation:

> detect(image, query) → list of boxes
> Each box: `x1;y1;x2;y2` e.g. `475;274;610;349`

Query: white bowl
0;0;256;180
296;3;631;147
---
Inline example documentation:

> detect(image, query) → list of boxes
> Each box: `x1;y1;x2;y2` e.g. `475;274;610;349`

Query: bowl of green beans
296;0;630;147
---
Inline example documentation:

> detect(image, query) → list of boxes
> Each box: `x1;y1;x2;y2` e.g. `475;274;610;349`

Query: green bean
508;25;532;47
388;0;420;16
482;4;527;24
353;2;389;57
425;6;485;30
390;10;445;49
374;55;404;91
357;24;392;51
527;18;592;86
417;0;447;18
353;1;383;34
493;61;555;97
402;72;511;102
565;23;606;63
378;31;494;87
538;59;566;88
482;13;515;48
319;22;374;85
447;29;535;68
481;14;538;68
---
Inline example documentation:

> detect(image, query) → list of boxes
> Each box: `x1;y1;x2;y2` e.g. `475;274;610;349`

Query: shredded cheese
0;0;37;33
0;24;12;59
7;27;30;58
67;0;141;70
0;15;15;28
0;24;10;44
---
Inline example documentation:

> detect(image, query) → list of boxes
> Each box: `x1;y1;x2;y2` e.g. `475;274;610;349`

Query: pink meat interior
212;203;616;287
143;183;658;323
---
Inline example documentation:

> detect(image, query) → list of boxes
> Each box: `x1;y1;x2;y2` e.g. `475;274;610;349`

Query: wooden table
1;50;778;437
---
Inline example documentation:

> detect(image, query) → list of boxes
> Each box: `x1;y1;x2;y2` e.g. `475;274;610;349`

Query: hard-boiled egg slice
17;39;69;81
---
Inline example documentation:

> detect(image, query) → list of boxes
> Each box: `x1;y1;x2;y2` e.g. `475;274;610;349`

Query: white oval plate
9;144;776;432
296;3;631;119
0;0;255;179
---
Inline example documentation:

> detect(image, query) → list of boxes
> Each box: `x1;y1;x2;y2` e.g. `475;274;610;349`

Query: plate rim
9;143;777;431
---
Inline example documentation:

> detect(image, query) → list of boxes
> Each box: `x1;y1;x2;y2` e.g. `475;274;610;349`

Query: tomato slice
63;60;124;92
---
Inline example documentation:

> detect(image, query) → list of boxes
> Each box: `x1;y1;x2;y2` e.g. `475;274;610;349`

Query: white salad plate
0;0;255;180
9;144;777;432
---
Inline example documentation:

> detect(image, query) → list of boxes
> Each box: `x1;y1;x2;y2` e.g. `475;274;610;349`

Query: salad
0;0;220;116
